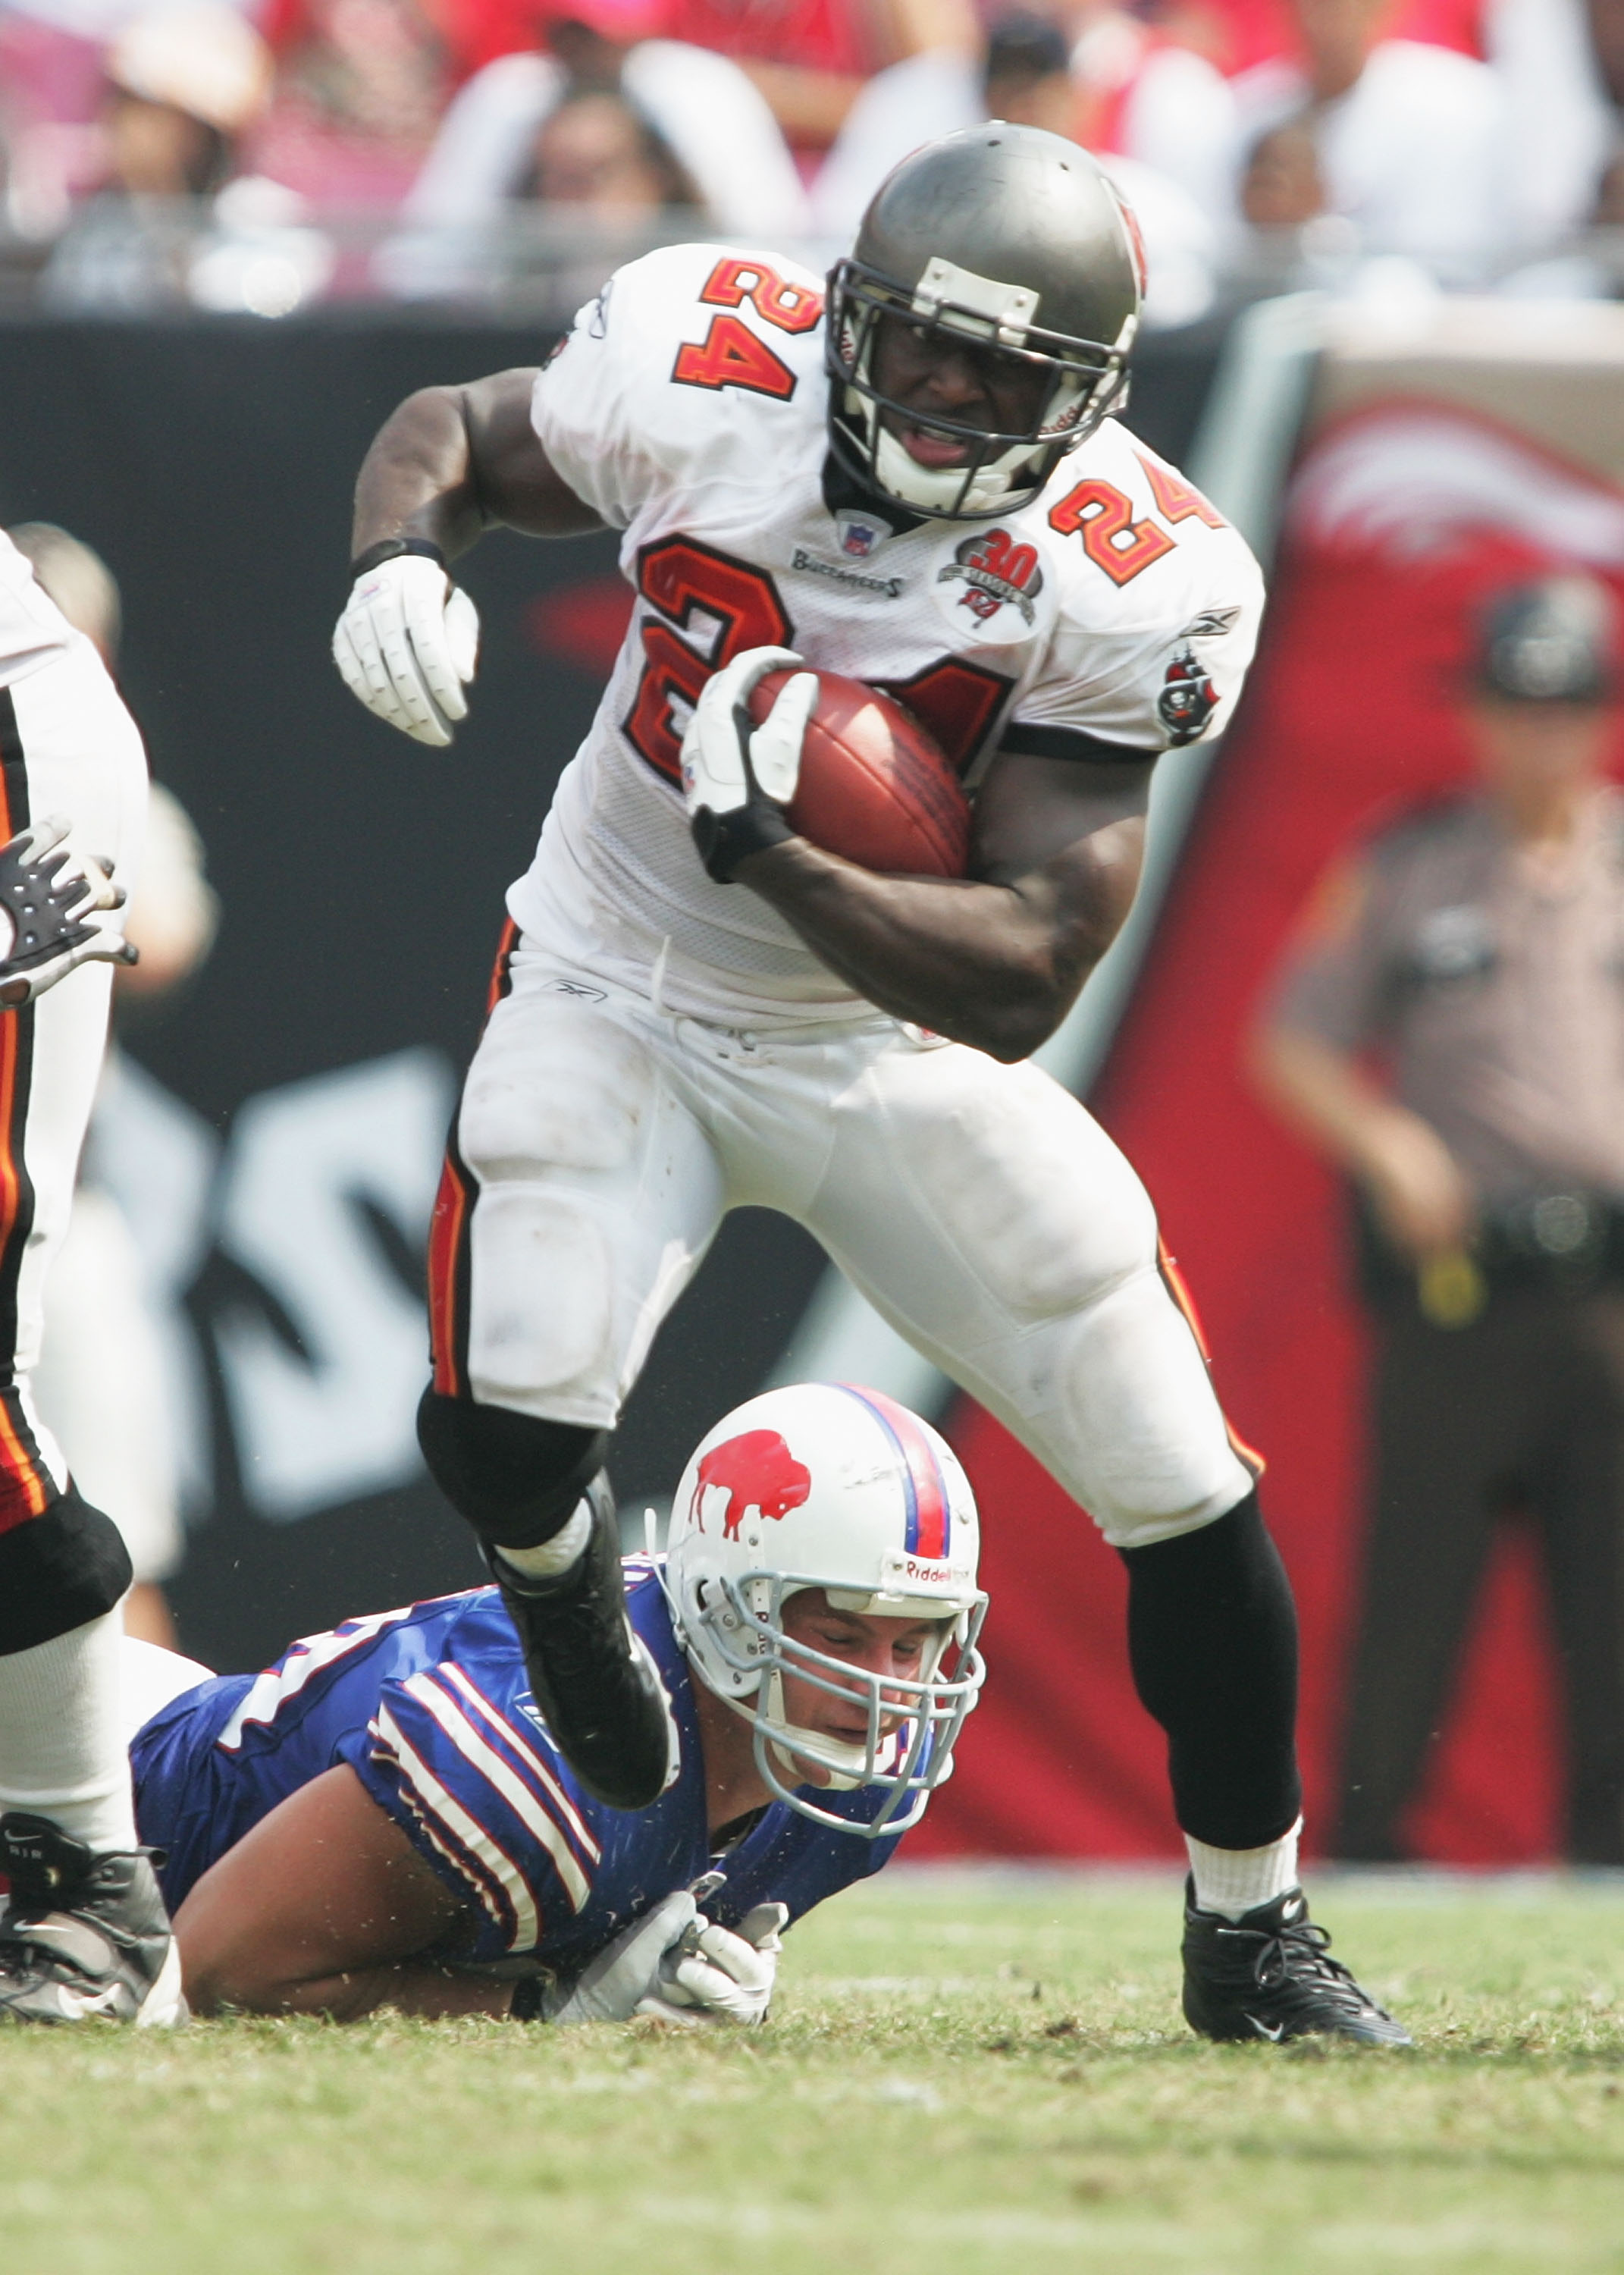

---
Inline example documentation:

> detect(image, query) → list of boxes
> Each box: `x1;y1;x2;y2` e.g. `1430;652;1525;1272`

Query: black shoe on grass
1181;1880;1411;2046
491;1476;678;1812
0;1812;184;2026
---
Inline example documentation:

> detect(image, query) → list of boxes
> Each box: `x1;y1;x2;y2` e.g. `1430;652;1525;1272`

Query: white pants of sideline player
36;1184;182;1585
0;630;149;1856
0;639;147;1493
451;940;1254;1549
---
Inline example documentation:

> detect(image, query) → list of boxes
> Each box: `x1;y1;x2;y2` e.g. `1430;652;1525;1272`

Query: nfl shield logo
836;511;888;559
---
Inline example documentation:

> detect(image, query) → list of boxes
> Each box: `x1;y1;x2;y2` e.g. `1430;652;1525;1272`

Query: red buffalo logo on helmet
691;1429;814;1540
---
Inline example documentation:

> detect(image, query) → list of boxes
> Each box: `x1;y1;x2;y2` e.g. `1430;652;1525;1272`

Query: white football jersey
513;241;1264;1027
0;528;77;689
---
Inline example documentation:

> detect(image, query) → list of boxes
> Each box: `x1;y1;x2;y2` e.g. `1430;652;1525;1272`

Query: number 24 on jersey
672;258;824;403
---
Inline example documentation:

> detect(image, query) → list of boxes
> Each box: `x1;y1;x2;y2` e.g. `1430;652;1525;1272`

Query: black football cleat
1181;1880;1412;2047
491;1476;679;1812
0;1812;185;2026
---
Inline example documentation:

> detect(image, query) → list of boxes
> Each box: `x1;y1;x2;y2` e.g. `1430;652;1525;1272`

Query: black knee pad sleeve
0;1486;133;1655
417;1388;611;1551
1118;1489;1302;1851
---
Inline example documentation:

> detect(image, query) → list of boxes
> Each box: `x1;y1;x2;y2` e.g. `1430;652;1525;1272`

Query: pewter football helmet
826;124;1144;520
657;1382;987;1837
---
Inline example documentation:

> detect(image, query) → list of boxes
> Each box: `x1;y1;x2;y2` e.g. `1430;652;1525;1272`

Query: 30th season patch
933;527;1057;645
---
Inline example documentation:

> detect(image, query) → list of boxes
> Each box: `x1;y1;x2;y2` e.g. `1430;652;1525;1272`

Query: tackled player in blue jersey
128;1386;986;2022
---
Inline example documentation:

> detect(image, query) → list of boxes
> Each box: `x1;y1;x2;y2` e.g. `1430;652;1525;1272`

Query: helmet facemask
826;253;1135;522
669;1560;988;1839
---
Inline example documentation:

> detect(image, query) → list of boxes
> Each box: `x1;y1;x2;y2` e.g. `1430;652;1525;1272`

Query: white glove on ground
679;645;818;881
332;552;480;747
0;817;133;1006
654;1900;788;2026
541;1891;700;2025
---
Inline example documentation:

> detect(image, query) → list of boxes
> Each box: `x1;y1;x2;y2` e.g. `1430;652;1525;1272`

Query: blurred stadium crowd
2;0;1622;318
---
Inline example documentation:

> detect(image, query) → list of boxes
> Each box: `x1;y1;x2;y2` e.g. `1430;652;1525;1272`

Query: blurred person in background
1488;0;1624;283
387;0;808;284
1228;0;1505;279
38;0;331;309
88;0;268;196
0;0;258;242
8;524;218;1655
654;0;978;165
1236;107;1321;227
243;0;450;209
527;85;698;209
1252;574;1624;1867
814;9;1222;322
1068;0;1239;217
812;7;1078;237
1201;0;1483;73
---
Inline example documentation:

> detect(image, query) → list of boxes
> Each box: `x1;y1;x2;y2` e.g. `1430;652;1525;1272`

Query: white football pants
0;642;146;1533
431;939;1254;1549
0;637;147;1853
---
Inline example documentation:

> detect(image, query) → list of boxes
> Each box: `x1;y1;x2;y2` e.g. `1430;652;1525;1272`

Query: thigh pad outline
459;996;658;1184
868;1051;1159;1324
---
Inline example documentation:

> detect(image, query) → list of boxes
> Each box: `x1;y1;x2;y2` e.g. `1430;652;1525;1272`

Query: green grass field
2;1869;1622;2275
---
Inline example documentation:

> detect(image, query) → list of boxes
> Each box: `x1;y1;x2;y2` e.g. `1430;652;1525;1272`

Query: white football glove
538;1891;700;2025
0;816;135;1007
679;645;818;882
653;1901;788;2027
332;551;481;748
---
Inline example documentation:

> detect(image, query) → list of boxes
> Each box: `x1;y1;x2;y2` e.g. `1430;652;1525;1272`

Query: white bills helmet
658;1382;987;1838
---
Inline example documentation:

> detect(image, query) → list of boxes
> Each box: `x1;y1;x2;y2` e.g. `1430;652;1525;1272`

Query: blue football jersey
131;1558;903;1968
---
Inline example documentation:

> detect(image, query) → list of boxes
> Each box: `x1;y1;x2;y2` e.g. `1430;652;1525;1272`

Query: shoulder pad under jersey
532;242;829;529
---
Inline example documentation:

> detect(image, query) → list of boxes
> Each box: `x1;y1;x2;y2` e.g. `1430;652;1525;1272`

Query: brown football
745;668;971;880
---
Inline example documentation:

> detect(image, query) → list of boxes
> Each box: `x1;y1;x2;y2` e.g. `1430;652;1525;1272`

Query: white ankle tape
500;1501;592;1581
1186;1818;1303;1921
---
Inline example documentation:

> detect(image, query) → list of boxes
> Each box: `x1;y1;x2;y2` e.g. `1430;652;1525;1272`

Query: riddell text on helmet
881;1549;978;1591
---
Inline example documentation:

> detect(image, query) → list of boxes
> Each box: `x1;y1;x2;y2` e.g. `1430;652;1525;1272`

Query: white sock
0;1611;138;1853
1186;1818;1303;1920
499;1500;592;1583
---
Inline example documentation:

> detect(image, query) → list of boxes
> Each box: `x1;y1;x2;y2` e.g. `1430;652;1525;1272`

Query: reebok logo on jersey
1180;605;1241;641
789;548;904;600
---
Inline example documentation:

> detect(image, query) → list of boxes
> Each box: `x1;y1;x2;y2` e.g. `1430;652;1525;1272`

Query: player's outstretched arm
335;369;603;746
737;751;1153;1063
174;1765;513;2020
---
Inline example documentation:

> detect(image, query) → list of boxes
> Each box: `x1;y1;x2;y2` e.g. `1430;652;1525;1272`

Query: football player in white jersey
0;524;184;2026
334;125;1408;2044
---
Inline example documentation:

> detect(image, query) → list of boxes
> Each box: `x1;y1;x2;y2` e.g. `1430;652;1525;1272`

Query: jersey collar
820;450;926;545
